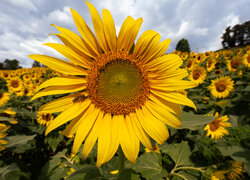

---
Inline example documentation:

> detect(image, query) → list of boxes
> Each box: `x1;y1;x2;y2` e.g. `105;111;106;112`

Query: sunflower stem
118;146;125;174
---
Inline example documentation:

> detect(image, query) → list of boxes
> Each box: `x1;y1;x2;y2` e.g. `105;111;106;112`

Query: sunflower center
0;92;3;99
87;51;150;115
11;80;19;88
209;119;220;131
247;55;250;63
42;114;52;121
215;70;222;75
231;61;239;69
216;83;226;92
193;71;200;80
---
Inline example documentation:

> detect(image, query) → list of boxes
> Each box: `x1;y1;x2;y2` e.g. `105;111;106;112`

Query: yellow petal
72;106;100;154
133;30;159;59
149;95;182;118
82;111;104;159
102;9;116;51
117;16;135;50
136;107;169;144
44;43;91;68
151;90;196;110
28;55;87;76
149;69;188;80
31;84;85;101
71;8;101;56
36;76;86;92
144;100;182;128
49;33;91;58
45;101;88;135
150;79;197;91
52;25;97;59
86;1;109;52
61;102;93;137
129;113;152;149
143;39;171;64
38;93;79;113
117;115;139;163
97;114;119;167
148;54;183;72
124;18;143;52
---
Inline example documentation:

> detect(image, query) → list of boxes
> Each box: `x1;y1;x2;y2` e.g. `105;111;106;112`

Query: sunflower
206;57;216;72
180;52;188;60
7;77;23;94
208;76;234;98
196;53;206;64
185;58;196;70
243;53;250;68
37;112;54;127
226;56;242;73
1;70;10;80
23;74;31;81
226;161;244;180
0;123;10;151
29;1;196;167
188;65;206;85
0;92;10;107
204;113;231;140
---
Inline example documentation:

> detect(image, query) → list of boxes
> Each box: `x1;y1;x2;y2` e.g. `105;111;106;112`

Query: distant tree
221;20;250;49
0;62;4;70
3;59;22;70
176;38;191;52
32;61;41;67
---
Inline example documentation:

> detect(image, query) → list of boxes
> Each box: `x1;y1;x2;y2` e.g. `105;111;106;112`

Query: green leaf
5;134;36;149
118;169;140;180
161;142;192;167
217;145;250;163
38;149;67;180
66;165;102;180
228;115;238;127
45;133;65;152
178;112;214;130
242;85;250;91
134;152;167;180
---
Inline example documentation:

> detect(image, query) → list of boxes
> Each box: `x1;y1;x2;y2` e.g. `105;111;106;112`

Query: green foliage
221;20;250;49
0;59;22;70
175;38;191;52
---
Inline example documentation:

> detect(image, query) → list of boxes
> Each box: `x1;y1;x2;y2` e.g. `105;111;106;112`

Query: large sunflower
208;76;234;99
204;112;231;140
29;1;196;167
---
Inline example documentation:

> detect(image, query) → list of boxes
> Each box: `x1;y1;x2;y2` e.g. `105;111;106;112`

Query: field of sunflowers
0;45;250;180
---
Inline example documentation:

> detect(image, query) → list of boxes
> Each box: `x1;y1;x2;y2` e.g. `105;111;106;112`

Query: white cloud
47;6;73;26
0;32;64;68
4;0;37;12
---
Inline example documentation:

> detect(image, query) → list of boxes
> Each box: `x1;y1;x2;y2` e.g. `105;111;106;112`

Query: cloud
0;32;64;68
0;0;249;67
3;0;37;12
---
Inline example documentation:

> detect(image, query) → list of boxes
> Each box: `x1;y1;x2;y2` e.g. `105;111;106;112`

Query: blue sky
0;0;249;68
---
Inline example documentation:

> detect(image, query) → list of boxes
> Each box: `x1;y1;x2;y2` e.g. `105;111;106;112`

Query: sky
0;0;249;68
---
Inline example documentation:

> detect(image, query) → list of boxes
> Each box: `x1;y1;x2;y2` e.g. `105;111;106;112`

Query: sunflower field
0;46;249;180
0;1;250;179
